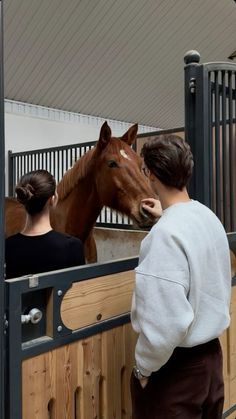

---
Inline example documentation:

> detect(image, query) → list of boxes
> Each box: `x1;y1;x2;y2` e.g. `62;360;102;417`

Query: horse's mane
57;148;95;200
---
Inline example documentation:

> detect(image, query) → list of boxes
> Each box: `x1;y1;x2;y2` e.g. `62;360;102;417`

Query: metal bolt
57;290;63;297
57;325;63;332
189;78;196;93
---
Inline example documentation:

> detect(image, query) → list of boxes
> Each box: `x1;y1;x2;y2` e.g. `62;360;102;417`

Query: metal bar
221;71;230;230
22;313;131;360
0;2;5;417
214;71;222;220
8;151;13;197
223;403;236;418
7;283;22;419
8;140;97;158
208;72;214;212
228;72;235;230
233;71;236;231
195;65;211;206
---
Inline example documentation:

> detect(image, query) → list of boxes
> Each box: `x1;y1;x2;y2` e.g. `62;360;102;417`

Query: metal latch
21;308;43;325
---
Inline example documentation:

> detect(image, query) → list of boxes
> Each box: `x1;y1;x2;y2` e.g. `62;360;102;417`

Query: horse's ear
97;121;112;150
120;124;138;146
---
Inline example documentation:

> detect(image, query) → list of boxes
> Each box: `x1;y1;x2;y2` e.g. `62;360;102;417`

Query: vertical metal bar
221;71;230;230
233;71;236;231
70;148;73;168
7;284;22;419
8;151;13;197
195;65;211;206
214;71;222;220
104;206;107;223
229;72;235;230
208;72;214;212
17;156;20;185
0;1;5;417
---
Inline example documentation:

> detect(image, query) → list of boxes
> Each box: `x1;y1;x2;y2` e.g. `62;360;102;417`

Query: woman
5;169;85;279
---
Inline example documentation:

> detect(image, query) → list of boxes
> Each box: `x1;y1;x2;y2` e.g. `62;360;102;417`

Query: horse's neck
51;179;102;241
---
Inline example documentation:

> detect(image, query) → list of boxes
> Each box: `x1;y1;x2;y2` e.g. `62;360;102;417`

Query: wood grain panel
61;271;134;330
22;325;137;419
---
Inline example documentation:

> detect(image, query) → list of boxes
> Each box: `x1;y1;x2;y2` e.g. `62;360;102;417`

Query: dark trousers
130;338;224;419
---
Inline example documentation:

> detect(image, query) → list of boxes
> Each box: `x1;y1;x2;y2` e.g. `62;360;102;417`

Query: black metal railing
185;51;236;232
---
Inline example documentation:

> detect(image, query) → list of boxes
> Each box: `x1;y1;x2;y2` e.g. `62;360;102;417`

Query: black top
5;230;85;279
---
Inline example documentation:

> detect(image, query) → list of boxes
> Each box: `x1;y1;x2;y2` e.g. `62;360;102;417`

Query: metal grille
185;52;236;232
209;70;236;231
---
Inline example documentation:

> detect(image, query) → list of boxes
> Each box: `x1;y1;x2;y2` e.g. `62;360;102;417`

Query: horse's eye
107;160;118;168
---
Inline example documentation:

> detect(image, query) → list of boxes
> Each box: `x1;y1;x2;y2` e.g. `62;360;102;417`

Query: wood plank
61;271;134;330
122;324;137;418
229;287;236;380
22;353;55;419
101;327;124;419
81;335;102;419
53;344;78;419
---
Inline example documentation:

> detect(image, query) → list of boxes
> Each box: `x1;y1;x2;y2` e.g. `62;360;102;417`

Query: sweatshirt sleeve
131;273;194;377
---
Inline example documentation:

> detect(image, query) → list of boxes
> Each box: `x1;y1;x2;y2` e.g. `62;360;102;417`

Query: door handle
21;308;43;325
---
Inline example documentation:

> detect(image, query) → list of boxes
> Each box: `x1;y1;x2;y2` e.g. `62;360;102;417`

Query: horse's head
93;122;161;228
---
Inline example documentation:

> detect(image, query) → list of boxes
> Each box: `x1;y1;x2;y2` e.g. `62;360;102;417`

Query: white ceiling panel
3;0;236;129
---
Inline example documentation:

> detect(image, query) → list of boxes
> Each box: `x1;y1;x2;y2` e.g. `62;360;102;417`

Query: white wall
4;100;158;194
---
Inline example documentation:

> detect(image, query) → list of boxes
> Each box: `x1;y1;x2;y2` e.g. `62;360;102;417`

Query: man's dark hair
15;169;56;215
141;134;194;190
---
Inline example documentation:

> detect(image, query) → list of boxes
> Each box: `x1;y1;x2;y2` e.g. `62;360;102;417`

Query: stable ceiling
3;0;236;129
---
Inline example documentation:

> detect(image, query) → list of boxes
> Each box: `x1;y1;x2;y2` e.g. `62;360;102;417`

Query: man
130;135;231;419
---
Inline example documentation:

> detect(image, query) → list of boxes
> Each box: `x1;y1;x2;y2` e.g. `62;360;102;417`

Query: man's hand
141;198;162;218
139;376;149;389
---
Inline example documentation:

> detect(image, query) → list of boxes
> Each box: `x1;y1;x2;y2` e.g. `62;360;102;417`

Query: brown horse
5;122;160;262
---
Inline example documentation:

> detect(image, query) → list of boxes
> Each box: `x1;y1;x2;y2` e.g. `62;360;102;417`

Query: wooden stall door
22;324;137;419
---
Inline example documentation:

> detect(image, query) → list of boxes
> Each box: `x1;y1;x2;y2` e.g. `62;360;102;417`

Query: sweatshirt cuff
137;363;152;377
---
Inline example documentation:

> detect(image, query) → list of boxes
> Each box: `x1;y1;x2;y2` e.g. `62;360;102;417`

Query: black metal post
0;0;5;418
184;50;211;208
184;50;201;199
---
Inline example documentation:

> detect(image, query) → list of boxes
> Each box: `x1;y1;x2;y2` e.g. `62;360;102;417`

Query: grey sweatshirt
131;200;231;377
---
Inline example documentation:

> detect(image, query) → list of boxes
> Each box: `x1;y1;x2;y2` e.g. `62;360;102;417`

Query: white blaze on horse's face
120;149;131;160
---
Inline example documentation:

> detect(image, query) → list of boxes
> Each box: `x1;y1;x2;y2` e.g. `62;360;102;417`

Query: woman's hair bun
15;183;35;204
